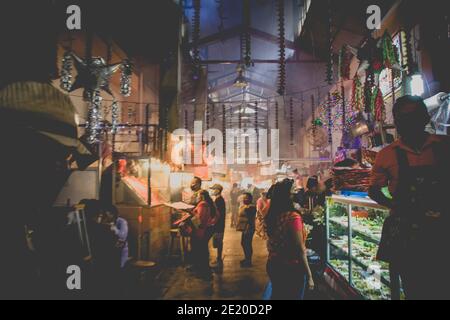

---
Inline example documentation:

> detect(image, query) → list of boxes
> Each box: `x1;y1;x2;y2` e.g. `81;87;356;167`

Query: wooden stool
168;228;189;264
131;260;157;283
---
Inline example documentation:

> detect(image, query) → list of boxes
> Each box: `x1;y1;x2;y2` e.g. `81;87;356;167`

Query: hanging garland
184;109;189;131
317;91;358;132
206;103;210;130
277;0;286;96
351;76;364;112
275;101;279;129
243;0;252;68
192;0;202;80
86;90;103;144
60;50;73;91
120;59;133;97
300;94;305;128
371;86;386;122
255;101;259;154
222;104;226;154
327;93;333;145
289;97;295;145
325;0;334;85
111;100;119;134
381;31;400;70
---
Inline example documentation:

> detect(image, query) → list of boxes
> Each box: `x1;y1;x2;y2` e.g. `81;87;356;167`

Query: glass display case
326;195;400;300
114;156;171;206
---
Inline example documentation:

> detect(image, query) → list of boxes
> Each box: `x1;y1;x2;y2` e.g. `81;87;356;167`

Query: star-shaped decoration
70;53;121;98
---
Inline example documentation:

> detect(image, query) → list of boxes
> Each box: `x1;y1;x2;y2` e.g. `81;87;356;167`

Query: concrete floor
155;217;270;300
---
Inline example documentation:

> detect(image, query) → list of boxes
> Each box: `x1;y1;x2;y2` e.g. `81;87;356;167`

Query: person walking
265;179;315;300
236;193;257;268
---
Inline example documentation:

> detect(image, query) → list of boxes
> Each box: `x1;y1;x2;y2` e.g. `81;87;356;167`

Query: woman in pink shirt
265;179;314;300
190;190;217;275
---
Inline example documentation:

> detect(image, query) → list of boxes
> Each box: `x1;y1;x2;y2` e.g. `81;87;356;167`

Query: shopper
237;193;257;268
190;190;216;276
369;95;450;300
265;179;315;300
189;176;203;206
230;183;240;228
104;205;129;269
256;192;270;240
301;176;325;210
210;184;226;265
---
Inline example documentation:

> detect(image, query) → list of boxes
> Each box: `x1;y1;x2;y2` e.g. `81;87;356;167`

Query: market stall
325;194;400;300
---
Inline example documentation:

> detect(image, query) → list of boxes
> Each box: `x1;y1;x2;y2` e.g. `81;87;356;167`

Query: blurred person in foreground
369;95;450;300
265;179;315;300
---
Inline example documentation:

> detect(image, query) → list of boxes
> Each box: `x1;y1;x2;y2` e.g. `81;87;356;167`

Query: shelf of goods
325;195;400;300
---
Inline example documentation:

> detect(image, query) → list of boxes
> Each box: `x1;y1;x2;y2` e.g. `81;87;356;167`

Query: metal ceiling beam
201;59;321;64
248;27;296;50
209;77;276;93
219;90;269;101
189;25;297;50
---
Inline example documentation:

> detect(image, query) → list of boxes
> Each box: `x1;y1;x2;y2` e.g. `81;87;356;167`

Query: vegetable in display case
326;195;401;300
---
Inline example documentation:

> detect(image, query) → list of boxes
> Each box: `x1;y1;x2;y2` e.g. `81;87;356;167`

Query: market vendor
369;95;450;300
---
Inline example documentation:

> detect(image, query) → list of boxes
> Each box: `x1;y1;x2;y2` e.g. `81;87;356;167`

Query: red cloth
267;212;306;263
192;201;212;239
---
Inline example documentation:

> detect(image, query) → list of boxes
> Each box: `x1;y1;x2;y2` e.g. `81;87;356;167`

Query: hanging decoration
66;53;121;99
289;97;295;145
111;100;119;134
164;105;169;151
192;0;202;80
211;103;216;127
317;91;358;132
86;90;103;144
120;58;133;97
255;101;260;154
60;50;73;91
222;104;226;154
308;94;328;149
216;0;226;33
371;86;386;122
275;101;279;130
341;85;347;132
326;93;333;145
242;0;252;68
184;109;189;131
351;76;364;112
60;32;134;143
277;0;286;96
206;103;210;130
300;94;305;128
381;32;400;70
325;0;334;85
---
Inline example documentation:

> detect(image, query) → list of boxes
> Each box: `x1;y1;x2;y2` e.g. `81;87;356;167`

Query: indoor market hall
1;0;449;302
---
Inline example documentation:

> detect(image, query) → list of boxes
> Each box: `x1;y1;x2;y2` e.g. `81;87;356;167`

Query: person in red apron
370;95;450;300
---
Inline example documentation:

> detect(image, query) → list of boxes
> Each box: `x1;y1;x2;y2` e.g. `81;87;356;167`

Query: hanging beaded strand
277;0;286;96
327;92;333;145
222;104;226;155
290;97;295;146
